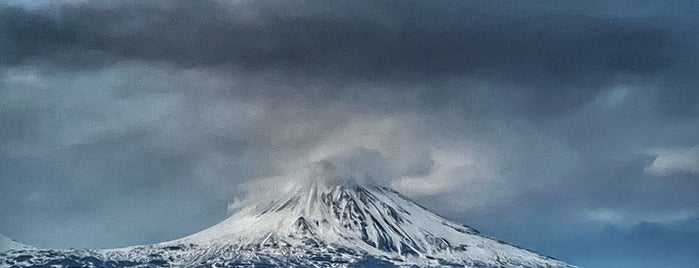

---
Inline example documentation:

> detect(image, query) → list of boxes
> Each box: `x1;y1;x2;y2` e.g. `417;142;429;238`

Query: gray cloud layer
3;1;696;112
1;1;698;267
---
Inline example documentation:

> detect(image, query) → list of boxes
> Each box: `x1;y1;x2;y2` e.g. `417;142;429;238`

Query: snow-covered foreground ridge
1;182;575;267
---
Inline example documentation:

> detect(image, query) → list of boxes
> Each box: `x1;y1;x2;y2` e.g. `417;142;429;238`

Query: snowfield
1;182;574;267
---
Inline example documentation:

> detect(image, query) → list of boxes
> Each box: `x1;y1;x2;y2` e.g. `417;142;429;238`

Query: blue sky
1;1;698;267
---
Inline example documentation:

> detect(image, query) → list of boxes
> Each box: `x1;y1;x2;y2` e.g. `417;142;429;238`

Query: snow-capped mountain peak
0;181;574;267
162;181;572;267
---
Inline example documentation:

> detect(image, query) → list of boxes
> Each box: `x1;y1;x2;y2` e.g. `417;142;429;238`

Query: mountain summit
1;182;573;267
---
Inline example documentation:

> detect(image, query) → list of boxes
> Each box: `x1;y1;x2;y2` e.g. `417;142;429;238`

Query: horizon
1;1;699;267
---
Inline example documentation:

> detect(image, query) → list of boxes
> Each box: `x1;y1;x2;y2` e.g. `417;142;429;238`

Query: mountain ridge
1;182;574;267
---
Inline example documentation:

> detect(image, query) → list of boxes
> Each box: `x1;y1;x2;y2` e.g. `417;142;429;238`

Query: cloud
391;148;501;201
310;148;394;187
580;208;697;226
646;145;699;176
1;0;693;115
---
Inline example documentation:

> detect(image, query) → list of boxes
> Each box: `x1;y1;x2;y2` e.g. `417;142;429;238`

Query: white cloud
392;149;485;195
580;208;624;223
596;85;632;108
3;70;40;86
580;208;697;226
645;145;699;176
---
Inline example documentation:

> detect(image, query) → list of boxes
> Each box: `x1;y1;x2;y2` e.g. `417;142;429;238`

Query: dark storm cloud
2;0;695;115
0;1;682;72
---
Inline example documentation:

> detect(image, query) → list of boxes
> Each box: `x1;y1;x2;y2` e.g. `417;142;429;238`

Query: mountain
0;182;574;267
0;235;32;253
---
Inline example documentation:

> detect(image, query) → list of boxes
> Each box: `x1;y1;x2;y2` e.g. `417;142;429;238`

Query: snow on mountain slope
0;181;575;267
0;235;31;252
169;181;569;266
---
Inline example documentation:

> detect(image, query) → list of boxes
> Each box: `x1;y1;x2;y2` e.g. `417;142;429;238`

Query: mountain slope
0;235;32;253
0;182;574;267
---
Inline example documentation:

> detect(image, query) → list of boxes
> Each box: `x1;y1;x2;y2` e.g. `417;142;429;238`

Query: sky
1;0;698;267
